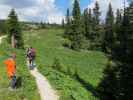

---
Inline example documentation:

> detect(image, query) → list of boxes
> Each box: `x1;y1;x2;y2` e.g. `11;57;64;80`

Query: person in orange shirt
4;53;16;89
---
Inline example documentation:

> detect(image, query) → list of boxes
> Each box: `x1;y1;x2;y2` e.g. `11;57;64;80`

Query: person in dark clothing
26;47;36;70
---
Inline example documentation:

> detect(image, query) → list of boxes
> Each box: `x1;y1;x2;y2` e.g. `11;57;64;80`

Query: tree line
64;0;133;99
97;2;133;100
64;0;122;52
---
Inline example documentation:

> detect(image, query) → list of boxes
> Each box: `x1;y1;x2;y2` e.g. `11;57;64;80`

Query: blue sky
55;0;91;15
0;0;131;24
55;0;69;12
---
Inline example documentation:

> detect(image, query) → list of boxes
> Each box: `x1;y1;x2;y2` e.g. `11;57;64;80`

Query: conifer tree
97;4;119;99
71;0;85;50
97;4;119;100
98;2;133;100
62;19;65;28
83;8;89;37
87;8;93;39
83;8;93;40
64;9;72;40
103;3;115;53
64;8;71;38
115;9;122;44
118;2;133;99
6;9;24;48
93;1;100;25
91;1;103;50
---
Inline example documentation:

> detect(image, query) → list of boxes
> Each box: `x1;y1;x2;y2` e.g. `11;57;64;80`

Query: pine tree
103;3;115;54
71;0;85;50
6;9;24;48
115;9;122;44
98;2;133;100
116;9;122;27
118;2;133;99
83;8;89;37
93;1;100;25
88;9;93;39
90;1;103;50
97;8;119;99
83;8;93;40
96;3;119;100
64;8;71;38
62;19;65;28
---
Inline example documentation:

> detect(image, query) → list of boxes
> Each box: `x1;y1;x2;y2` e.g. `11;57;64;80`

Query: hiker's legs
32;58;36;68
31;59;35;69
29;58;34;70
10;76;16;89
29;59;33;69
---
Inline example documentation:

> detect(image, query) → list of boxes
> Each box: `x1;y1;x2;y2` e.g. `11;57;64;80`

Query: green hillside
24;29;107;100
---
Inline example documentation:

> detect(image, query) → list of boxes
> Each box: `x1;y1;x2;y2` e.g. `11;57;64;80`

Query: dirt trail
0;35;6;44
30;68;59;100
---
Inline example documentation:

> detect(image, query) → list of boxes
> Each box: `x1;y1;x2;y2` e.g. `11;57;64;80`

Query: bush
52;58;61;70
52;58;67;74
67;67;77;77
63;39;71;49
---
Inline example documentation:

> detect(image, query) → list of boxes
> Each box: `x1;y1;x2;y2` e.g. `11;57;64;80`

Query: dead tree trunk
11;34;16;48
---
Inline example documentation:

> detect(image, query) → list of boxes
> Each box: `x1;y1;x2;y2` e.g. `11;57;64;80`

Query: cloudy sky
0;0;131;24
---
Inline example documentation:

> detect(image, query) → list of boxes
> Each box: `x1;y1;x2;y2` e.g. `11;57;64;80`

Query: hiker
30;47;36;69
26;47;36;70
4;53;17;89
26;48;31;66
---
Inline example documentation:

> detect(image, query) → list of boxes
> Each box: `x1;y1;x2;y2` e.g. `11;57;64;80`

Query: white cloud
0;4;11;19
88;0;129;19
0;0;64;24
36;0;65;24
1;0;129;23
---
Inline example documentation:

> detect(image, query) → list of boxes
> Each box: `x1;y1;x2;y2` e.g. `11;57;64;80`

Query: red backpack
30;48;36;57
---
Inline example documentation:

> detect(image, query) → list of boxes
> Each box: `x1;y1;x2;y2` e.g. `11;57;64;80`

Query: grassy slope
24;29;107;100
0;38;40;99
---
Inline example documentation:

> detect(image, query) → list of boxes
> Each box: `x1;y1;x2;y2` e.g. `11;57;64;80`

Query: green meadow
24;29;107;100
0;29;107;100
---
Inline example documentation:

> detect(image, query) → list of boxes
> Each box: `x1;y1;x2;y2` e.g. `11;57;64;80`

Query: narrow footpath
30;68;59;100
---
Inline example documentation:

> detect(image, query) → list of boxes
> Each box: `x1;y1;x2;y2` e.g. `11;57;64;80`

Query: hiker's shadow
16;76;22;88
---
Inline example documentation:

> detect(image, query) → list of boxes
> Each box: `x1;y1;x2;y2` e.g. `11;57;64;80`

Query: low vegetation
0;39;40;100
24;29;107;99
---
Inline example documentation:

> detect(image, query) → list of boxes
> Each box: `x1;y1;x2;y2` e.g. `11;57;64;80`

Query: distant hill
0;19;62;35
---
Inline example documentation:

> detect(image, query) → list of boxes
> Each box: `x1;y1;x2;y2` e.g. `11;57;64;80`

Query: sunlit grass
24;29;107;100
0;39;40;100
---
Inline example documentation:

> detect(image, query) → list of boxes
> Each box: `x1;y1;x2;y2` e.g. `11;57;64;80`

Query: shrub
52;58;67;74
63;39;71;49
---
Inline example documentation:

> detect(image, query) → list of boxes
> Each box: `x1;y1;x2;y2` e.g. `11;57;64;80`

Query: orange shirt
4;59;16;79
